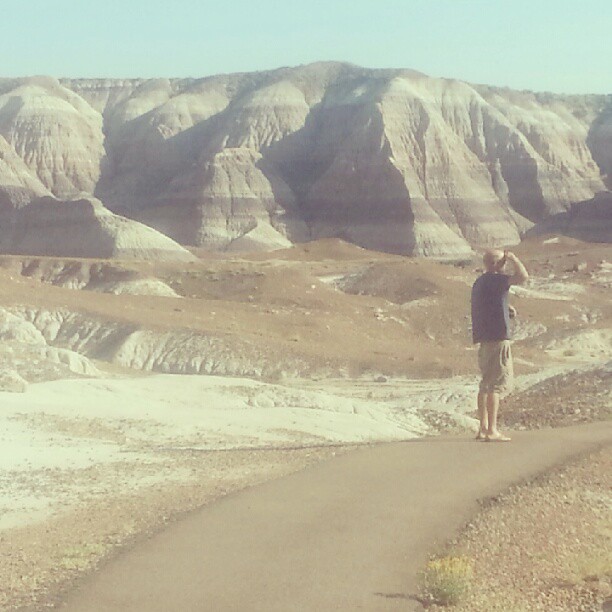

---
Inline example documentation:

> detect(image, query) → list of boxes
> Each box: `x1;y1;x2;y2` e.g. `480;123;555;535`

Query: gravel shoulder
428;445;611;612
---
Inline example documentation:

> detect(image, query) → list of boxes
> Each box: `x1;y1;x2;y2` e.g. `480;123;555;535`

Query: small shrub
60;542;108;571
421;555;473;606
569;551;612;584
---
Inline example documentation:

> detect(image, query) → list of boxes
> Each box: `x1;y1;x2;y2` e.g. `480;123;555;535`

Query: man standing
471;249;529;441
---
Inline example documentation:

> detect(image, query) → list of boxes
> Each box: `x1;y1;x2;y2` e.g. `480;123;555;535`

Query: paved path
57;423;611;611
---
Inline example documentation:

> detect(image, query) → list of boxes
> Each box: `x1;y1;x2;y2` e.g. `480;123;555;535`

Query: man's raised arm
506;251;529;285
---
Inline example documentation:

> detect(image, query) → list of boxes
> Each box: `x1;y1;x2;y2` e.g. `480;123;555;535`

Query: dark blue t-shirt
471;273;511;344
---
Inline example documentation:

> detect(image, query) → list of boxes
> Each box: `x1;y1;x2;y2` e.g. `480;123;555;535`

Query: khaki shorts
478;340;514;394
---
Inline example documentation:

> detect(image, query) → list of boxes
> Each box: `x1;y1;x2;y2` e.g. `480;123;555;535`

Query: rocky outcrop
0;308;100;387
528;191;612;242
10;258;181;296
7;307;328;379
587;101;612;189
0;66;610;256
2;196;196;261
0;77;104;198
0;136;50;209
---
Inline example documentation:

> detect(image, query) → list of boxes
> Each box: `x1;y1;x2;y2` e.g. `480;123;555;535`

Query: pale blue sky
1;0;610;94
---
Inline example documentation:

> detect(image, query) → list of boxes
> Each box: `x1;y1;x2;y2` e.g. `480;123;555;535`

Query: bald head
483;249;505;272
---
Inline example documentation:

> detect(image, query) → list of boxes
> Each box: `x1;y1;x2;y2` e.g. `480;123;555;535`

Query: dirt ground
0;235;610;610
0;235;609;381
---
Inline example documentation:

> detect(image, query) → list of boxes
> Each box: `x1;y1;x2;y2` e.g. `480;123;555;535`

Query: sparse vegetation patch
420;555;473;606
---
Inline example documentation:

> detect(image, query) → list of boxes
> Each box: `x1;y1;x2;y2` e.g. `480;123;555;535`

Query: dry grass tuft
420;555;473;605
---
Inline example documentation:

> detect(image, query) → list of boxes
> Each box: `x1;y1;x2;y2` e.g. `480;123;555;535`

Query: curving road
56;423;611;611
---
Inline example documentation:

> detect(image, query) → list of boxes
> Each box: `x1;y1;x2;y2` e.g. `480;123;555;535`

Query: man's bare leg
476;392;488;439
486;392;511;441
486;392;499;434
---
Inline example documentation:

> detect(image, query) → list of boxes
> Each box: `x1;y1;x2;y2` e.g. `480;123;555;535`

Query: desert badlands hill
0;62;611;257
